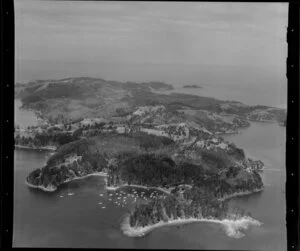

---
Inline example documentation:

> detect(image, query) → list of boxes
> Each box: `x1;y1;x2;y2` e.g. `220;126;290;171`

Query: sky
15;0;288;93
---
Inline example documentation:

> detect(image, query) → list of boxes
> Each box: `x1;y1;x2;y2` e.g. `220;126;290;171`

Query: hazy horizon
15;1;288;107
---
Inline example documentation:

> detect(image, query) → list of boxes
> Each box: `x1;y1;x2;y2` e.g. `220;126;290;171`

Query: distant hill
14;78;173;123
183;84;202;89
15;77;286;126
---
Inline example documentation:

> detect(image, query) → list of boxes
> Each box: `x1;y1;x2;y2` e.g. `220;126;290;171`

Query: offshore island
15;77;286;237
183;84;202;88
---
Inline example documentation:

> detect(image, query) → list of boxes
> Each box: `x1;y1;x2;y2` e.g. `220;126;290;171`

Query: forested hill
19;77;273;228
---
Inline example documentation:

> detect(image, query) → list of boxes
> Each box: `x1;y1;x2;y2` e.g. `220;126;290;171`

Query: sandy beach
121;214;262;239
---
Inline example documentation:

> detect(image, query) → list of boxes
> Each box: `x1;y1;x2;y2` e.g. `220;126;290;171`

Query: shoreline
25;170;263;202
121;214;262;239
25;180;57;192
106;184;173;195
15;144;56;151
25;171;108;192
62;171;108;184
107;183;263;201
219;187;264;201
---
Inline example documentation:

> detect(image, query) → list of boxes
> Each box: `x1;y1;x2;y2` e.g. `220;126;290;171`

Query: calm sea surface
13;99;286;250
17;62;287;108
153;84;286;108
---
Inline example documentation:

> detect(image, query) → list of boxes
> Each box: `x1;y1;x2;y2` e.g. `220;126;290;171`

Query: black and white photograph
13;1;288;249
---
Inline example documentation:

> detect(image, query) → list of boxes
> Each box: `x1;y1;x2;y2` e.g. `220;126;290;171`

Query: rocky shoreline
218;187;264;201
15;144;57;151
25;171;108;192
25;180;57;192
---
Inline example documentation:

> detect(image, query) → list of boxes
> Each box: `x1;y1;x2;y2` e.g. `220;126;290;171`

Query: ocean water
16;62;287;108
153;84;287;108
13;100;286;249
222;122;286;251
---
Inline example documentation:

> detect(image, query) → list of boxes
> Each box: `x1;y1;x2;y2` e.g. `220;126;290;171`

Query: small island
183;84;202;89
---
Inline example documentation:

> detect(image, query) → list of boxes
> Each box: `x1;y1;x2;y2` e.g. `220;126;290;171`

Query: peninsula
15;77;285;235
